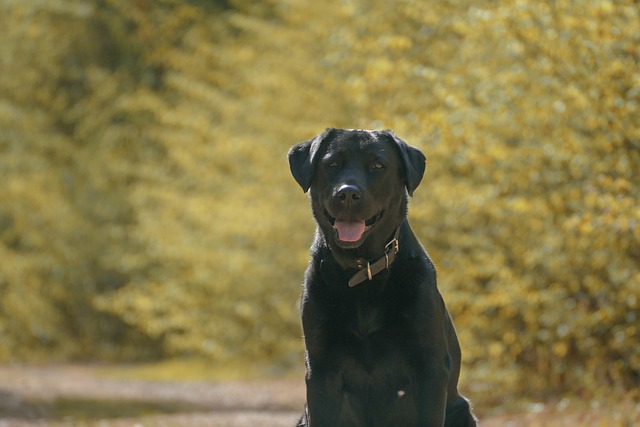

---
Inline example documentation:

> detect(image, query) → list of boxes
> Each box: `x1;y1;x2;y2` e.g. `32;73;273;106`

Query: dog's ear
288;128;336;193
385;131;426;196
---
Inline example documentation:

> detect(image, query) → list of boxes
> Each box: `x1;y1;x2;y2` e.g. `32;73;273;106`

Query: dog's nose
337;184;361;203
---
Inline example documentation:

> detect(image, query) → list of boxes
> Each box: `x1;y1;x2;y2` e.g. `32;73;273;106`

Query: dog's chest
337;305;418;418
336;295;412;366
349;300;385;339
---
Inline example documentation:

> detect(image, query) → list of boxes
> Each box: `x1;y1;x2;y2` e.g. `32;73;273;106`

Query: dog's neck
346;227;400;287
316;220;407;283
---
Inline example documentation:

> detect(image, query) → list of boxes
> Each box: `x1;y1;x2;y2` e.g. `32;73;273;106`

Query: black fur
289;129;477;426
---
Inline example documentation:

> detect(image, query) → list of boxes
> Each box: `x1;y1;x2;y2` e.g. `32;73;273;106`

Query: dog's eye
327;161;339;168
370;161;384;170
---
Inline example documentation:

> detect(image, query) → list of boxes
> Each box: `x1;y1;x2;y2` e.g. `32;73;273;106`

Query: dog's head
289;128;426;264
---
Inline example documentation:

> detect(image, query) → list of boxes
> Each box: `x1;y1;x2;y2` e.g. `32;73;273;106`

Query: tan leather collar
348;228;400;287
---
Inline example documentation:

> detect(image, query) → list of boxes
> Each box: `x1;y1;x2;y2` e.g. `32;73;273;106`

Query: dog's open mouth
324;209;383;245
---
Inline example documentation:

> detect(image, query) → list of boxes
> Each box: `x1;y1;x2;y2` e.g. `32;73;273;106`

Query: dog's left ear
385;131;426;196
288;128;337;193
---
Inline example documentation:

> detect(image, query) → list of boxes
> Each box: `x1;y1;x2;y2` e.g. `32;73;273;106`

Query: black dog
288;129;477;426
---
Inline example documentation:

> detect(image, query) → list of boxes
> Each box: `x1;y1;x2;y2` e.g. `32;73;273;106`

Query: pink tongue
334;220;366;242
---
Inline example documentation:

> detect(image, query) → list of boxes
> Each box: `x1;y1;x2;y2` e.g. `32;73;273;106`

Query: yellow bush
0;0;637;398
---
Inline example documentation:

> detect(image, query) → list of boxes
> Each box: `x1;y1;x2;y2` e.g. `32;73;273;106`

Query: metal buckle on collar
385;238;399;255
384;238;398;270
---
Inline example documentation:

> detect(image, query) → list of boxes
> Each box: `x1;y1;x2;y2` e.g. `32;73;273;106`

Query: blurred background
1;0;638;407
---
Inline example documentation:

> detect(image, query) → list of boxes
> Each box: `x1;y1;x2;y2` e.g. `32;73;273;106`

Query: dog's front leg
416;355;450;426
304;369;346;427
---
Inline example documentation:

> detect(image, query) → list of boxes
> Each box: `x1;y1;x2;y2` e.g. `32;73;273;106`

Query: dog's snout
337;184;361;203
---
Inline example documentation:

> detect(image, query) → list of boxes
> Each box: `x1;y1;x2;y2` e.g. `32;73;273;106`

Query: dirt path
0;365;304;426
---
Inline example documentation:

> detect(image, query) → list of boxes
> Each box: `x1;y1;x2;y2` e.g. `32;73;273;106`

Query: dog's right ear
288;128;335;193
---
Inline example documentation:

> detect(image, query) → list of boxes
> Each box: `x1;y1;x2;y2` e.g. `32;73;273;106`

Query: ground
0;365;638;426
0;365;302;427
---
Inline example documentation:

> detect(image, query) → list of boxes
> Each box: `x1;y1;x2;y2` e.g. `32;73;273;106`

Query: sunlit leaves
0;0;638;397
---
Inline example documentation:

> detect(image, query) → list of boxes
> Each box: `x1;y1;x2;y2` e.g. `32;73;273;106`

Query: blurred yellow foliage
0;0;638;398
